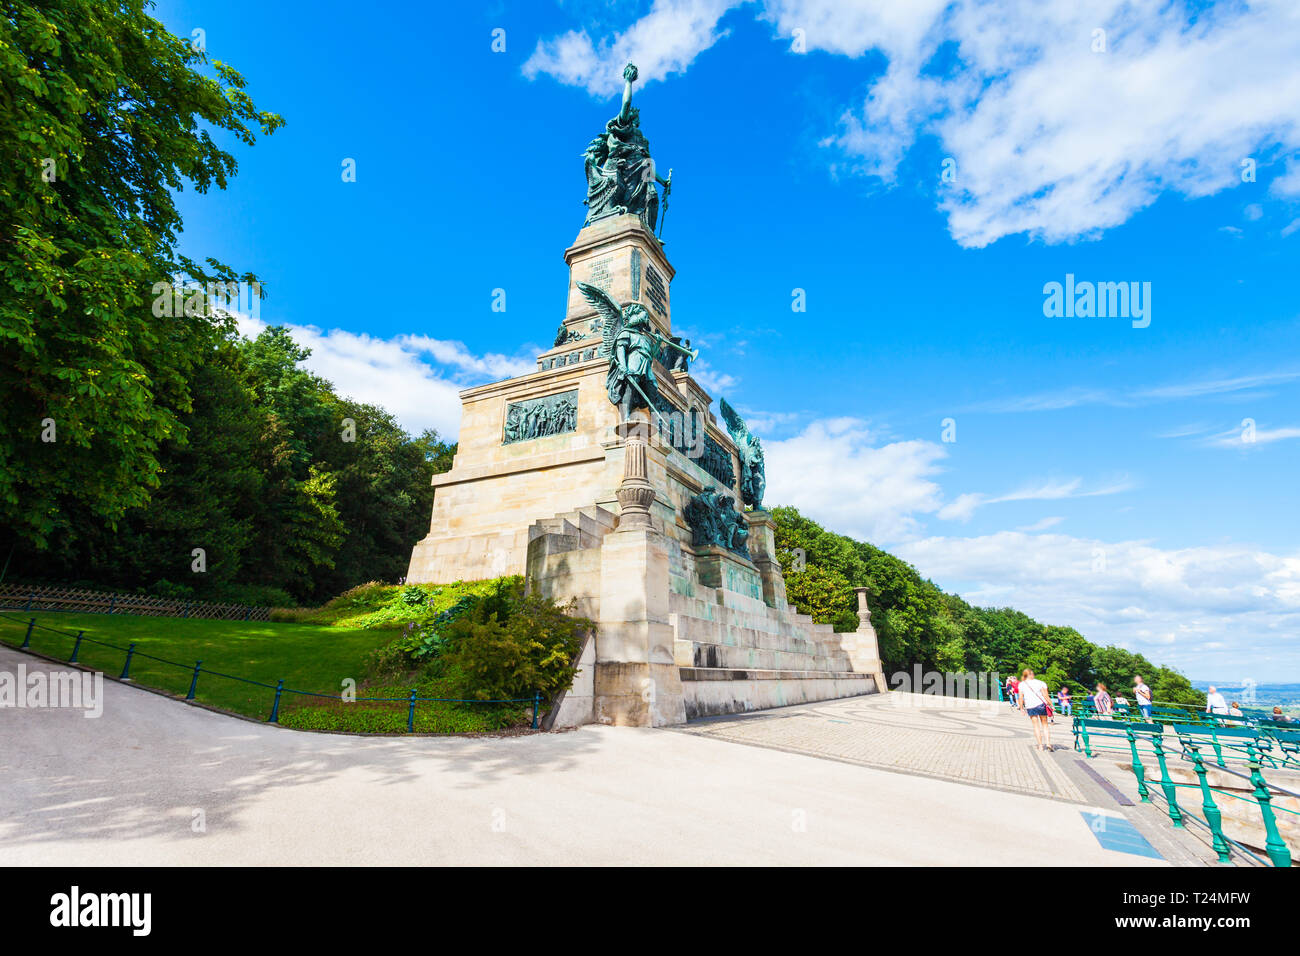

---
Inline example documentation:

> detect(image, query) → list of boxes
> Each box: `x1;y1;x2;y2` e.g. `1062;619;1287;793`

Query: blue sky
154;0;1300;680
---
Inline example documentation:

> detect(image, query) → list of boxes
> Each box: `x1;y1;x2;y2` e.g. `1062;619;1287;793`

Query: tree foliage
7;326;458;605
0;0;283;545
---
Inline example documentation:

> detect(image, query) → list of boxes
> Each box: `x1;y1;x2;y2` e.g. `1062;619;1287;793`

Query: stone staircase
670;587;877;718
526;504;618;556
527;502;879;724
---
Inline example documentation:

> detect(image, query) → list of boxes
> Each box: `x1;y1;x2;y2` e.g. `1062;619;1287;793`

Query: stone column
593;414;687;726
614;418;656;529
847;586;887;693
743;511;788;610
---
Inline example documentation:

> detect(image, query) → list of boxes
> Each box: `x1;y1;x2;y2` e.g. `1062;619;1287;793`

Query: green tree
312;401;442;596
0;0;282;548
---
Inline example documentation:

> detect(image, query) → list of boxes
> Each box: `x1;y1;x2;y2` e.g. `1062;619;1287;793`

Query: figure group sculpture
718;398;766;511
684;487;750;559
503;392;578;443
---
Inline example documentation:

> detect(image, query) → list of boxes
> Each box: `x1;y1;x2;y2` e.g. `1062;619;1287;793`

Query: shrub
150;579;195;600
439;592;594;704
214;584;295;608
399;584;427;607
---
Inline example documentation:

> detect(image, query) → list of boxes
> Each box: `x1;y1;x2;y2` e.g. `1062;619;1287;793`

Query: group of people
1003;674;1297;752
1203;685;1295;722
1003;671;1158;752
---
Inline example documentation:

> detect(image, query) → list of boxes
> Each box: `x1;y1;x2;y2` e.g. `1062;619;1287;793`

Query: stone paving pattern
679;692;1088;802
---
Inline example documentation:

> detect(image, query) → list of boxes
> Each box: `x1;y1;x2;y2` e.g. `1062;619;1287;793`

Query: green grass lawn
0;610;529;734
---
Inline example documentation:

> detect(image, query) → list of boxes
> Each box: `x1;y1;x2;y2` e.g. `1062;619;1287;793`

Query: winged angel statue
719;397;766;511
577;281;696;422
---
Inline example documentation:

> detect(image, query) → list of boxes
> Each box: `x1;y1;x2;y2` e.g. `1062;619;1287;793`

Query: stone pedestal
592;414;687;726
593;524;686;726
743;511;788;609
846;586;888;692
563;214;675;340
694;546;764;604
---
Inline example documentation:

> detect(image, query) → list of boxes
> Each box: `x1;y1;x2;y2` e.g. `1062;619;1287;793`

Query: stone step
680;669;879;719
527;504;618;554
673;619;852;658
685;641;852;672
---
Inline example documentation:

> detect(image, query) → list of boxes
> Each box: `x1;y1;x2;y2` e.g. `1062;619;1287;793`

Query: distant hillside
772;506;1203;706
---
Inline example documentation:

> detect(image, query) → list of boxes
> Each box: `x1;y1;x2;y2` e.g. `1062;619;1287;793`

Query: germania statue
582;63;672;234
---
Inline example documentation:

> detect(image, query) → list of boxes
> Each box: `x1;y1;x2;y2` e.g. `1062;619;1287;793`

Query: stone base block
593;661;687;726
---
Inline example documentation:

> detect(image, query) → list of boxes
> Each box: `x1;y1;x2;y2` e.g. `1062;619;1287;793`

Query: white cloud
234;316;535;439
895;532;1300;679
689;360;739;396
966;367;1300;414
937;476;1133;521
1270;156;1300;199
522;0;738;96
529;0;1300;246
758;411;1299;676
1203;422;1300;449
1017;516;1065;532
764;417;948;542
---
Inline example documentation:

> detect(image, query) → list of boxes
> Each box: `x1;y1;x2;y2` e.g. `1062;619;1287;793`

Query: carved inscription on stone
644;263;667;316
587;256;613;291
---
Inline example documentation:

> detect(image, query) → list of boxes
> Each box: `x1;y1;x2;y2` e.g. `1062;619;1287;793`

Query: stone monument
406;64;883;725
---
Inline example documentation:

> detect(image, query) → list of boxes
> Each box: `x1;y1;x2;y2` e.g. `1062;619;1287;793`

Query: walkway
0;647;1172;866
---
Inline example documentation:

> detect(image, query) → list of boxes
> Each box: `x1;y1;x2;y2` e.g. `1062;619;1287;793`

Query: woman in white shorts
1018;667;1052;752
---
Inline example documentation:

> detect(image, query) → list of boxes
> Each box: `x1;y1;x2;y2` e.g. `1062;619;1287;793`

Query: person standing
1205;686;1228;715
1094;683;1113;716
1134;676;1153;720
1019;668;1052;751
1009;676;1020;709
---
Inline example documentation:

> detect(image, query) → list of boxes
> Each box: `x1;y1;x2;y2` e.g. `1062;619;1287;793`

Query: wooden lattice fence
0;584;272;621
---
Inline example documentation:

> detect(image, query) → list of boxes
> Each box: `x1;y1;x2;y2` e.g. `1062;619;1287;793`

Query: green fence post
532;691;541;730
186;660;203;700
1079;719;1093;758
1189;744;1231;863
69;630;85;663
119;643;137;680
108;596;115;615
1126;724;1150;801
21;618;34;649
268;679;284;723
1209;726;1226;768
1249;760;1293;868
1152;732;1184;827
407;689;417;733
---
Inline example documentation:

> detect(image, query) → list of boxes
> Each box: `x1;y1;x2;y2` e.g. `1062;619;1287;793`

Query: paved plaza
0;646;1200;866
679;693;1087;801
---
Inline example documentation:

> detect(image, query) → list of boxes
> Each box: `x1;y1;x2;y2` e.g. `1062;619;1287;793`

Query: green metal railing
1072;715;1296;867
1;613;544;731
